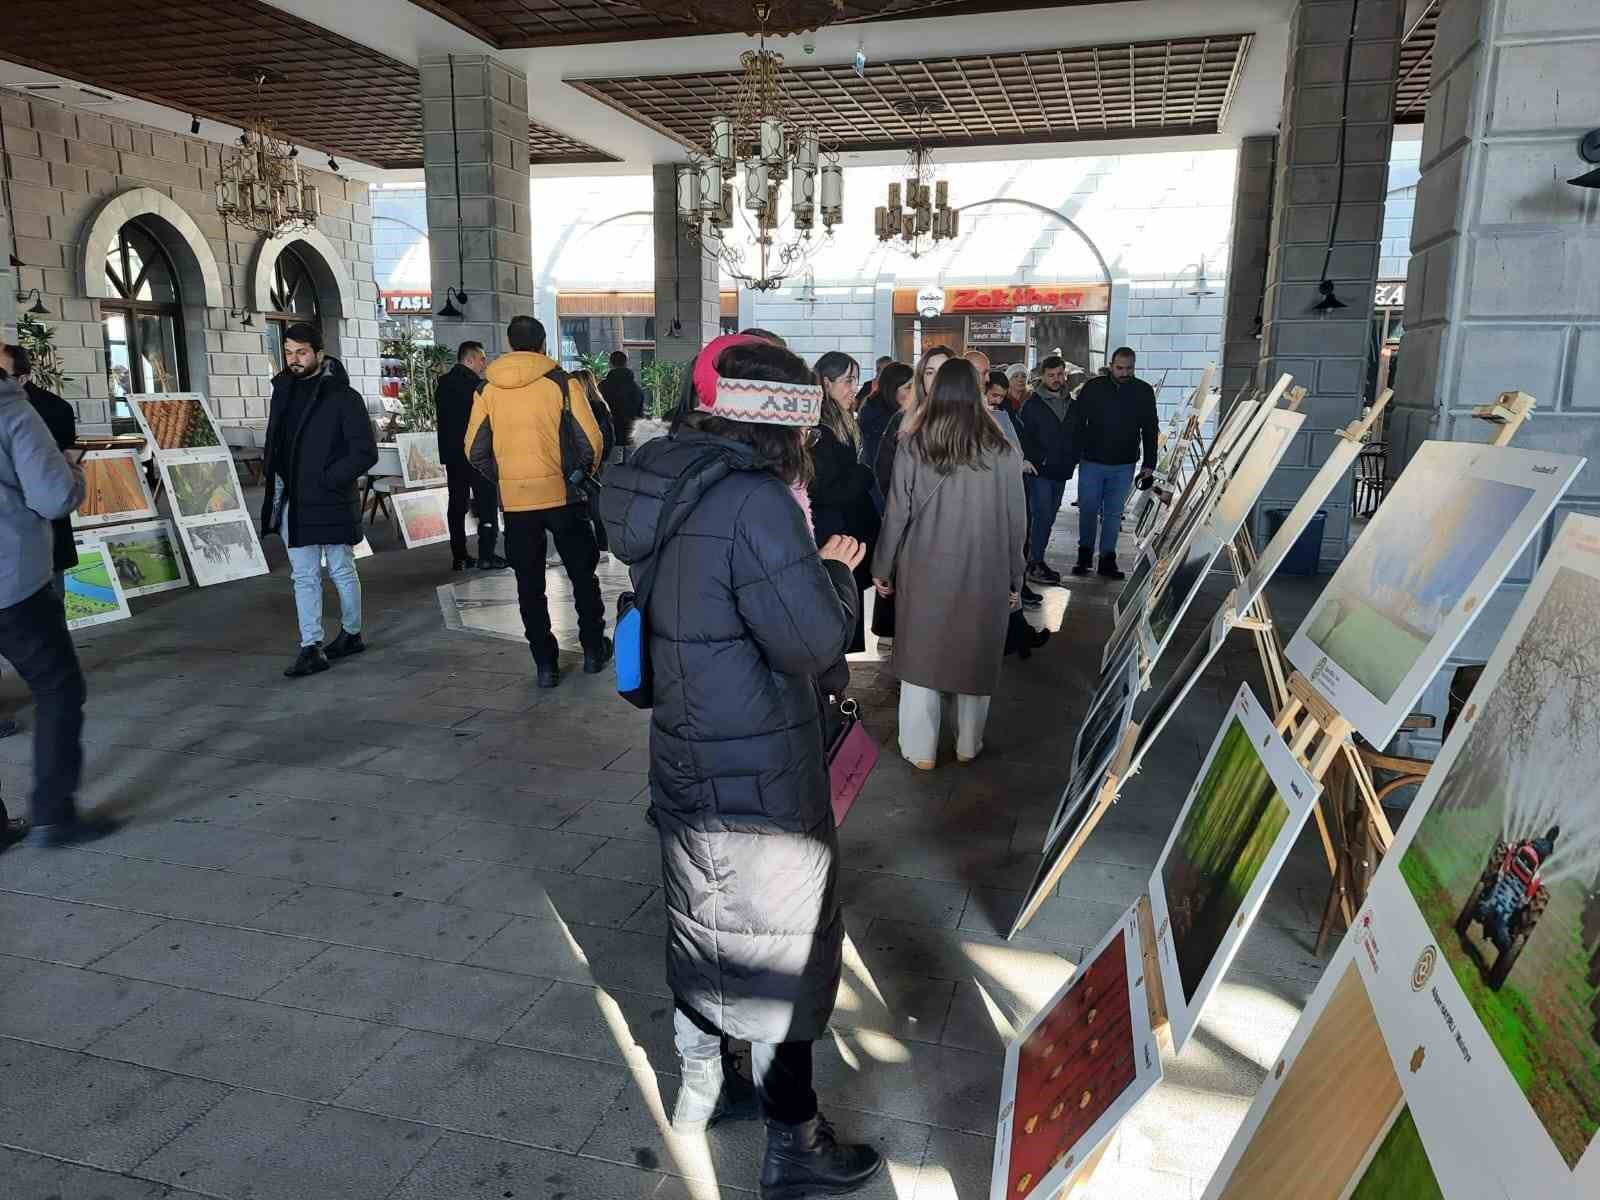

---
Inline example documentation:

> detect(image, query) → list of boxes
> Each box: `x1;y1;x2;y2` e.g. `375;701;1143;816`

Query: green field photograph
1347;1107;1443;1200
1161;716;1289;1002
168;458;240;518
1398;565;1600;1169
1306;457;1532;702
104;525;185;593
62;549;124;624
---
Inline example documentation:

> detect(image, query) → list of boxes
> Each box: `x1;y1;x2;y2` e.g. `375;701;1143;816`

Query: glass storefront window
100;219;186;426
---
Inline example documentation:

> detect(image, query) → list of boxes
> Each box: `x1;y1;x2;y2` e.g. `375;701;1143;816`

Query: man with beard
1065;346;1158;580
258;323;378;678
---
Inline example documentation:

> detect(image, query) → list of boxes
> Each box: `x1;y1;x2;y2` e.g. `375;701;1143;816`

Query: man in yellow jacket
465;316;608;688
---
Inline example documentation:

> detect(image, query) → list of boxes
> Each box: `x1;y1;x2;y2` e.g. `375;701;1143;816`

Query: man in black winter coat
2;344;76;589
1066;345;1159;579
1014;355;1074;584
258;323;379;678
434;341;504;571
599;350;645;457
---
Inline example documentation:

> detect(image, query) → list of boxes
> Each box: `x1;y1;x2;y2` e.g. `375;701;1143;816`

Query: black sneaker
1020;585;1043;609
1098;553;1126;580
1070;547;1094;577
23;814;122;849
452;555;477;571
324;630;365;660
284;645;331;678
536;662;561;689
1027;561;1063;585
478;553;509;570
2;816;28;847
583;637;615;675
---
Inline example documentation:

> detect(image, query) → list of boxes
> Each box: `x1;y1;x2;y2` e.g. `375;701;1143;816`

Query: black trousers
502;504;606;666
446;461;498;561
0;584;86;827
674;1002;818;1125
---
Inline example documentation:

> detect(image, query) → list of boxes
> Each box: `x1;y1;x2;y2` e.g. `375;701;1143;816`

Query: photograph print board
91;518;191;597
1126;604;1231;779
64;537;133;630
1285;441;1583;747
396;431;448;489
164;454;245;519
1353;514;1600;1195
130;392;224;455
176;516;268;587
1149;682;1321;1051
72;448;157;528
992;902;1162;1200
392;487;451;549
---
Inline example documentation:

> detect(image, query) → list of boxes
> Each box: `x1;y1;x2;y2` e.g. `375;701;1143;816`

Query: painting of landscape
168;457;241;518
1305;462;1532;703
1398;563;1600;1170
1161;714;1289;1004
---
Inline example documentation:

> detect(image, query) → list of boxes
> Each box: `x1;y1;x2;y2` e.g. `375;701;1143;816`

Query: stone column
653;163;721;366
420;54;533;357
1220;135;1277;402
1255;0;1403;559
1390;0;1600;482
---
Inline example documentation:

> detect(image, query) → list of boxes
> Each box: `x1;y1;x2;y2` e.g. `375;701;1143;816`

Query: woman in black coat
600;336;883;1198
808;352;880;654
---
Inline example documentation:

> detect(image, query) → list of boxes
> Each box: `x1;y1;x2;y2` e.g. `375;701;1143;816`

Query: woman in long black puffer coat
599;335;884;1200
808;351;879;654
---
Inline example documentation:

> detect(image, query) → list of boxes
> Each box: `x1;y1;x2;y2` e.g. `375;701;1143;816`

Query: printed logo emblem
1412;945;1438;991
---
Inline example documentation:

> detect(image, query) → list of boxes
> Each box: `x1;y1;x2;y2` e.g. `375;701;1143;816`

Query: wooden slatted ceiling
0;0;616;168
406;0;1120;49
570;35;1254;153
1394;2;1437;124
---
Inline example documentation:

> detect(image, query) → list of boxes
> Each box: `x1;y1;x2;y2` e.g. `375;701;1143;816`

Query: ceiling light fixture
876;97;957;259
437;55;472;319
214;68;319;238
327;155;340;174
190;114;201;135
673;2;844;291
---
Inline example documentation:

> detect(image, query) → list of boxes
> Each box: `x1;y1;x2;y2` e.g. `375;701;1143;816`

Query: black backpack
548;368;598;504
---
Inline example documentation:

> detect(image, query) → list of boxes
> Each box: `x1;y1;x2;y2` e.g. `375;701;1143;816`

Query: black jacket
259;357;378;548
1015;389;1075;481
807;426;879;554
434;363;481;467
599;430;857;1043
857;391;894;481
1069;374;1160;470
600;366;646;446
25;382;77;572
873;409;904;496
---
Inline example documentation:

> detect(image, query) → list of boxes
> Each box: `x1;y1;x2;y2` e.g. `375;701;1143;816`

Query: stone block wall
1120;281;1227;421
0;86;380;427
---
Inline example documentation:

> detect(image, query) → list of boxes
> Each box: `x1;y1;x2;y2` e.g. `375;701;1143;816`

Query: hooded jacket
465;351;602;512
1015;384;1075;481
259;357;377;548
599;429;857;1043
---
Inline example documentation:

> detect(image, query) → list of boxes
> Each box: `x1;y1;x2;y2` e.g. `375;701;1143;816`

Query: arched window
101;219;187;403
266;246;323;373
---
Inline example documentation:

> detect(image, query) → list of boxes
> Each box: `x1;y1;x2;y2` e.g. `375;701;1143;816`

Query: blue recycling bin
1264;508;1326;576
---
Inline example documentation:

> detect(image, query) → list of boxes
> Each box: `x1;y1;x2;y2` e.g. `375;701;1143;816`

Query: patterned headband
691;332;821;427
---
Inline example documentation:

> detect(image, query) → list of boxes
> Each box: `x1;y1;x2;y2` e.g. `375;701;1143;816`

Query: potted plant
17;312;69;394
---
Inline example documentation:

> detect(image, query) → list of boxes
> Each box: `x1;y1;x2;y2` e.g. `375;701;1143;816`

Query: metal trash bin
1264;509;1326;576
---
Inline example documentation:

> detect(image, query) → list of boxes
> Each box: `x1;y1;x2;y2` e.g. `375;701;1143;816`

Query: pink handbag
827;699;880;827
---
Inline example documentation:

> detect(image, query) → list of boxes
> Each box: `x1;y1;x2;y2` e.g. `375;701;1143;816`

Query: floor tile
93;921;326;999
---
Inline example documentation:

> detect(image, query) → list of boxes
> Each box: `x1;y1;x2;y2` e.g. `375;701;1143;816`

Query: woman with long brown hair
571;367;615;554
808;351;879;653
871;357;1026;768
873;344;952;494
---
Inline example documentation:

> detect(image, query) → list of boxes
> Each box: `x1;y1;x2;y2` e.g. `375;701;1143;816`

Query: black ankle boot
760;1116;883;1200
670;1055;760;1133
1098;553;1125;580
1071;546;1094;576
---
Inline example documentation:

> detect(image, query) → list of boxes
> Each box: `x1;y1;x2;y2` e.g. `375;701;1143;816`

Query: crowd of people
0;314;1163;1197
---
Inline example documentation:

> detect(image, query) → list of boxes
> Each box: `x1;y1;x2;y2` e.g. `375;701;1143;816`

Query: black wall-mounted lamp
1313;280;1348;312
16;288;49;315
1569;129;1600;189
437;55;472;323
437;285;469;319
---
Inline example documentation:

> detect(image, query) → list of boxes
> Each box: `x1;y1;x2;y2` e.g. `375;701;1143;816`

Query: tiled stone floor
0;490;1337;1199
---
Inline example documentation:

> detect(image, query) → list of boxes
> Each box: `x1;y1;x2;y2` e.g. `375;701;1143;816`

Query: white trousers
898;682;992;764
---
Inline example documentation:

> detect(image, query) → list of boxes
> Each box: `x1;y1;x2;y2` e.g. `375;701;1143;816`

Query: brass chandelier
876;99;957;259
674;3;844;291
214;70;320;238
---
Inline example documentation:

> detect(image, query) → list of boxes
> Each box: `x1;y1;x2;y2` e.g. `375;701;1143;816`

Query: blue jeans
1025;475;1067;563
1077;461;1137;557
284;504;362;647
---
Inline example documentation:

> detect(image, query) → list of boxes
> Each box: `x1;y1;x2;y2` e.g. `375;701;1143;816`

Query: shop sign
915;285;946;318
383;291;433;315
967;315;1022;344
946;284;1109;314
1375;280;1406;308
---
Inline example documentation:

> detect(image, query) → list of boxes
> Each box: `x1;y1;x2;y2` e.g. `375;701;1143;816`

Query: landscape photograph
102;522;188;596
1399;564;1600;1170
62;546;128;629
73;450;154;526
168;457;240;518
136;394;222;451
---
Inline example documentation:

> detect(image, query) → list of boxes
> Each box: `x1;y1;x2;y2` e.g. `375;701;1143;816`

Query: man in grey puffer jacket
0;372;110;848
